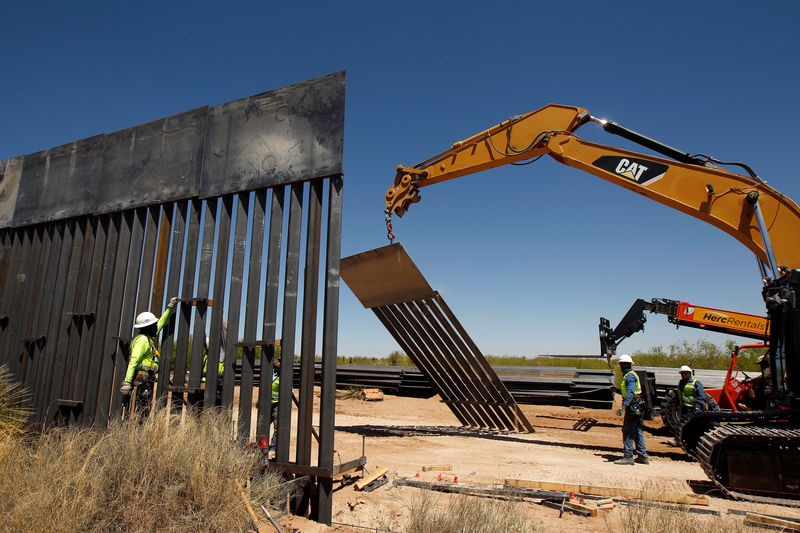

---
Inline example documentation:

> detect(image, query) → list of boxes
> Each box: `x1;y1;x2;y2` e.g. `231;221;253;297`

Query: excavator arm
385;104;800;273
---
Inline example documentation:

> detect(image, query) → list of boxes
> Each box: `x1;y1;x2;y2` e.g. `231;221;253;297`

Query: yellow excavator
384;104;800;502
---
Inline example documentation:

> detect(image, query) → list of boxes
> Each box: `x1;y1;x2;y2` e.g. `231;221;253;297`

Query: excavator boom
384;104;800;501
386;104;800;272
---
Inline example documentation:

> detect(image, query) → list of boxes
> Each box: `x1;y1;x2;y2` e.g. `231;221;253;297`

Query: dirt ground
272;391;800;532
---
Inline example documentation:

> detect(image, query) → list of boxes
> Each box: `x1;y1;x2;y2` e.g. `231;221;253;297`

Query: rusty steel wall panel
297;180;322;466
82;214;121;424
238;190;265;441
110;208;146;417
23;225;56;395
13;136;105;227
45;217;88;422
16;226;45;385
157;202;186;401
97;108;207;217
316;177;344;524
0;229;27;372
1;73;345;524
2;73;344;229
0;158;23;228
276;182;303;464
199;72;345;199
94;211;134;425
0;230;15;308
257;186;284;438
68;216;106;416
206;195;232;407
174;199;201;391
186;199;217;392
35;221;74;420
223;193;248;416
341;243;533;433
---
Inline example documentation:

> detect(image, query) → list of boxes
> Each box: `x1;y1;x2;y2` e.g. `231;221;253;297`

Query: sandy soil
269;391;800;532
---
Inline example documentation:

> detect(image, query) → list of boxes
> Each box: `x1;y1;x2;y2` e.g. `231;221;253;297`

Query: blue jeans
269;403;278;451
622;414;647;460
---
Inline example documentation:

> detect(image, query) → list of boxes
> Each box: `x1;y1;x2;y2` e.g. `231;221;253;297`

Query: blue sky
1;1;798;358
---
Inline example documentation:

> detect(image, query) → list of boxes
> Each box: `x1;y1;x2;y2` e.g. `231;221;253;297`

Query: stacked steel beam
240;362;615;408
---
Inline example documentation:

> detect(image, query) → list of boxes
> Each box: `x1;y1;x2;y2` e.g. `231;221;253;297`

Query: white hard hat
134;311;158;329
618;354;633;364
679;365;692;373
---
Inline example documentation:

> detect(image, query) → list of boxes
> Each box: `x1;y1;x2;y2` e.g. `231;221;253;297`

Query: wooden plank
354;467;389;491
395;478;570;501
333;456;367;478
564;501;597;517
539;499;593;517
505;479;709;506
363;388;384;401
745;512;800;532
422;465;452;472
235;480;266;533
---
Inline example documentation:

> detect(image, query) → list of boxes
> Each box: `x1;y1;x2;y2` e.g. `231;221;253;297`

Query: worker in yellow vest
268;358;280;456
120;297;177;414
678;365;706;417
614;354;649;465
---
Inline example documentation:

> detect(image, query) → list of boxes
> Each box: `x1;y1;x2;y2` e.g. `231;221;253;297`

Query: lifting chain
384;208;395;244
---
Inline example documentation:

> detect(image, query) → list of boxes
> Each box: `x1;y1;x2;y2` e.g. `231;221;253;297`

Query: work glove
167;296;178;309
120;381;132;396
616;408;624;416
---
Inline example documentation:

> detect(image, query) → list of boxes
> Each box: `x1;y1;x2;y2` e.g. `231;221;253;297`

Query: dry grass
339;387;365;400
622;501;765;533
0;364;31;437
399;491;542;533
0;406;281;532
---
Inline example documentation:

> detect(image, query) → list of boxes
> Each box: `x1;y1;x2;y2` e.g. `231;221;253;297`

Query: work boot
634;456;650;465
614;457;635;465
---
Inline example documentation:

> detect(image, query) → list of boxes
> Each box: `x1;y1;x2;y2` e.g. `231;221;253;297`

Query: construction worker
678;365;706;417
268;358;280;455
119;297;178;414
615;354;649;465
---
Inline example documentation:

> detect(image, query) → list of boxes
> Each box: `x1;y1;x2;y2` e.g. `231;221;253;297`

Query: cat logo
592;156;669;186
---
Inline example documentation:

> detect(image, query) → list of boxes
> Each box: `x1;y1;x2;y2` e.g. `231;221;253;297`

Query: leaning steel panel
341;243;533;433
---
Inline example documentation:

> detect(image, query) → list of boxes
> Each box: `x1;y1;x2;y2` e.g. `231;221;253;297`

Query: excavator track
681;410;800;505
